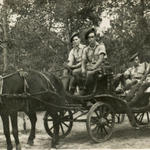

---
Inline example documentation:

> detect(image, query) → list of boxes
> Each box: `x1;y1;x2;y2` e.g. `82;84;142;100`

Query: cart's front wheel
86;102;115;143
44;110;73;138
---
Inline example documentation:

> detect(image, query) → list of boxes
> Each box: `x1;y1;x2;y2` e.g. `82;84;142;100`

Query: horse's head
44;72;66;96
27;70;66;108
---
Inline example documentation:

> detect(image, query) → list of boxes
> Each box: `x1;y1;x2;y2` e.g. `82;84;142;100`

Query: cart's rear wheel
134;112;150;125
44;110;73;138
86;102;115;143
115;114;125;124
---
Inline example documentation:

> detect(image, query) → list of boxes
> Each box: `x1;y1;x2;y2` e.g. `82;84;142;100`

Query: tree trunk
2;0;8;72
134;0;148;60
2;16;8;72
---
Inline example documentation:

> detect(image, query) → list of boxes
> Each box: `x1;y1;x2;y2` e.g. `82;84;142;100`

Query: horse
12;67;115;149
0;69;66;150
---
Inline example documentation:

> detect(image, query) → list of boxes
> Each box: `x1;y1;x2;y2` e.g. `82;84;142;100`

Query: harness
0;69;61;111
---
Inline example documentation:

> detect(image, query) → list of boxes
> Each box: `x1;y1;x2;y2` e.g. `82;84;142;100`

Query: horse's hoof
16;144;22;150
51;141;57;148
27;140;34;146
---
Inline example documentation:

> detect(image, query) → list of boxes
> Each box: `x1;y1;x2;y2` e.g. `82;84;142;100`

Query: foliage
102;0;150;72
0;0;149;73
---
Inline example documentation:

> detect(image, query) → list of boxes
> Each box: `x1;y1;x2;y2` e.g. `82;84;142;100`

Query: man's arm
90;43;106;70
69;62;81;69
81;48;87;75
91;53;105;70
145;62;150;73
67;50;74;67
124;68;131;79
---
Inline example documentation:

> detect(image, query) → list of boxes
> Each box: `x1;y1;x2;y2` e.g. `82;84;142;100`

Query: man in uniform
82;27;108;92
62;32;85;93
124;53;150;90
120;53;150;106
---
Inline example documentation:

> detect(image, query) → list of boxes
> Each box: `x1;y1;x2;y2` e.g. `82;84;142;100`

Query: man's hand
63;62;72;72
88;66;96;71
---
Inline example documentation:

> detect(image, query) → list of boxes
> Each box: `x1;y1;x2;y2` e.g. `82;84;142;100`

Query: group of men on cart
63;27;107;94
62;27;150;105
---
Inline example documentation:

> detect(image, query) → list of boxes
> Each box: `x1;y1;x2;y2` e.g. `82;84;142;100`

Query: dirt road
1;112;150;149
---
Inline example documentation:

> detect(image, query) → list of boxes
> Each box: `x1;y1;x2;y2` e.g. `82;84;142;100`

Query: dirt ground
1;112;150;150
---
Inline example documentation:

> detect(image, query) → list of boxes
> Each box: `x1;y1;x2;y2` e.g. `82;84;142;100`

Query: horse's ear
51;73;65;91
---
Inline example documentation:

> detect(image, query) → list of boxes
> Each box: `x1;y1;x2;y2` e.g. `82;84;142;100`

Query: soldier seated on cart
62;32;86;94
124;53;150;89
81;27;109;94
117;53;150;106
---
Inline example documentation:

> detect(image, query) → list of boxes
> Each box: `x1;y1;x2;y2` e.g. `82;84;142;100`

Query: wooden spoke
134;112;150;125
59;123;65;135
87;102;115;143
44;110;73;138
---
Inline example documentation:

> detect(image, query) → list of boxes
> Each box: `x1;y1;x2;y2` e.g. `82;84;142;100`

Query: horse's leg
26;112;37;146
51;112;59;148
10;112;21;150
1;113;13;150
22;112;27;133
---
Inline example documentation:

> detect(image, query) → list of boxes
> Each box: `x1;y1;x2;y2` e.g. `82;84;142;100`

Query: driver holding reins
62;32;86;94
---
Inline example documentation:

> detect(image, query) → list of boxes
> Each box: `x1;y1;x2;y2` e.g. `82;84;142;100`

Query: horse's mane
43;71;65;94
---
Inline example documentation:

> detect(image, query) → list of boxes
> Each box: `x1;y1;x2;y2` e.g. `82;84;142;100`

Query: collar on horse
0;69;29;103
1;69;56;95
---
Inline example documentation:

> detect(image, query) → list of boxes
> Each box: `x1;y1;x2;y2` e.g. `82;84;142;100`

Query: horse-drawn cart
1;69;150;150
43;70;150;144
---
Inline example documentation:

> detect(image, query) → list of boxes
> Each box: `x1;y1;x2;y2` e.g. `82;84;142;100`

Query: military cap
129;52;138;62
85;27;96;40
70;32;79;43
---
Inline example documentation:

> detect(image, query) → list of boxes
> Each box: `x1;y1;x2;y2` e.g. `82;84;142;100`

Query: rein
0;91;83;110
37;71;56;92
1;69;23;80
0;69;77;111
0;69;68;110
49;68;64;73
29;94;83;110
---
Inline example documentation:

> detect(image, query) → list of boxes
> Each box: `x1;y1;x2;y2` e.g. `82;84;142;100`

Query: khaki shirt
68;44;85;64
82;42;107;68
124;62;148;79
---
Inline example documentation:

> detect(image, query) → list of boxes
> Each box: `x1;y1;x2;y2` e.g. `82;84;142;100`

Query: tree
1;0;105;71
102;0;150;72
1;0;149;73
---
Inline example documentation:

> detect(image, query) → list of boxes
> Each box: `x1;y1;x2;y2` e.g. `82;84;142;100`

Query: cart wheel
86;102;115;143
115;114;125;124
134;112;150;125
44;110;73;138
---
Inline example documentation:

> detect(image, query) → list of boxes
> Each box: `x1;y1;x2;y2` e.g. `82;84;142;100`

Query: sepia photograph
0;0;150;149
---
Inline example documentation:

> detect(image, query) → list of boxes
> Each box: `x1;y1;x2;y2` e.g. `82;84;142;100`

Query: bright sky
97;11;111;36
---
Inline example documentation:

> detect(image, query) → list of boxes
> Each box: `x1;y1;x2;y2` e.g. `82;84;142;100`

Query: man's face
72;36;80;47
133;56;140;66
88;32;96;45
